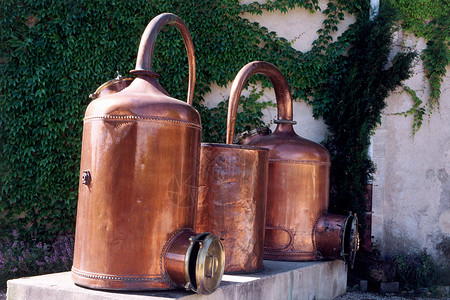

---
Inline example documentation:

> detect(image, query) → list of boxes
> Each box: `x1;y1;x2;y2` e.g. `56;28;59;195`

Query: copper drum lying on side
195;100;269;273
72;13;224;294
232;61;359;265
314;212;359;265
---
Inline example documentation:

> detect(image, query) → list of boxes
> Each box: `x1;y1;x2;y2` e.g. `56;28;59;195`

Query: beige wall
204;0;354;143
371;31;450;262
205;1;450;263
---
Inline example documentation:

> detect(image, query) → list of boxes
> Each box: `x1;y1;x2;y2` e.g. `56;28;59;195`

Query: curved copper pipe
226;61;293;144
131;13;196;105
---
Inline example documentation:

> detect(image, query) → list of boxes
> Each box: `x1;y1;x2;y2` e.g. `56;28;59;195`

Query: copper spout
131;13;195;105
227;61;294;144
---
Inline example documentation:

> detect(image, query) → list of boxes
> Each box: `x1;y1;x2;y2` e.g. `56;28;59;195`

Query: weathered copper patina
233;61;359;265
72;13;224;294
314;212;359;267
195;97;269;273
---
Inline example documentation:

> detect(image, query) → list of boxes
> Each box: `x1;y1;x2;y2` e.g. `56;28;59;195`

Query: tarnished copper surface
196;143;268;273
233;61;358;262
72;13;224;293
196;87;269;273
314;212;359;267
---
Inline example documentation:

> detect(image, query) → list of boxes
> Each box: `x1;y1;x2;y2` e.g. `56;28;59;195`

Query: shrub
0;230;74;289
393;249;449;293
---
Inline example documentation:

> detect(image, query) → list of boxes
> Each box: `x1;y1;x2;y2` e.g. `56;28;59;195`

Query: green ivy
199;88;274;143
0;0;413;242
393;85;426;135
311;4;415;217
393;249;450;292
387;0;449;132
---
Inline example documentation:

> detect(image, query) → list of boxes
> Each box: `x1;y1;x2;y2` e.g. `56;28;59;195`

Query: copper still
72;13;224;294
195;101;269;274
230;61;359;266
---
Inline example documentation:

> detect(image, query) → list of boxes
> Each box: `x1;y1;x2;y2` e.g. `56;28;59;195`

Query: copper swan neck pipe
226;61;293;144
131;13;196;105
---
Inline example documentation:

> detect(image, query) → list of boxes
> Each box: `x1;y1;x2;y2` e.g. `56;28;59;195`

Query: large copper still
230;61;359;266
72;13;224;294
195;99;269;274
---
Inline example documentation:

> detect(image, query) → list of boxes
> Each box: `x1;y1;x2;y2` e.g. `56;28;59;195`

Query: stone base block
7;260;347;300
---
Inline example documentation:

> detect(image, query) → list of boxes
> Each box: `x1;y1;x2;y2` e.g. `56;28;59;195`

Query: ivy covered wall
1;0;375;241
2;0;434;266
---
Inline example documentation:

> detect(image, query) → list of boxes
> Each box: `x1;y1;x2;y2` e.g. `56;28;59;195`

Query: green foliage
199;88;273;143
0;0;159;241
0;233;74;289
387;0;450;130
310;4;415;217
393;85;426;135
393;249;449;292
0;0;363;241
0;0;414;251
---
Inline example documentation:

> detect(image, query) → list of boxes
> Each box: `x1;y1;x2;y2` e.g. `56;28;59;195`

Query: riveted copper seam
84;115;202;130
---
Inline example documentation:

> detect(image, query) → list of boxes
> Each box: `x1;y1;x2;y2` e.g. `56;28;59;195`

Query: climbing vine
0;0;414;245
311;4;416;216
387;0;449;132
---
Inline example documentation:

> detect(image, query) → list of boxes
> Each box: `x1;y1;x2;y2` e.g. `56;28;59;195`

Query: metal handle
226;61;293;144
131;13;196;106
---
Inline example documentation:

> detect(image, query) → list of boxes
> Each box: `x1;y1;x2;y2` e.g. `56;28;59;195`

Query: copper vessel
230;61;359;266
72;13;224;294
195;103;269;273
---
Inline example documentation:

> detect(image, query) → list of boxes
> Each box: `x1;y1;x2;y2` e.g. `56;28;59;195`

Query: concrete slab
7;260;347;300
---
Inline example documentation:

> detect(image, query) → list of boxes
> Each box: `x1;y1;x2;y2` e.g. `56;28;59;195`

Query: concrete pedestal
7;260;347;300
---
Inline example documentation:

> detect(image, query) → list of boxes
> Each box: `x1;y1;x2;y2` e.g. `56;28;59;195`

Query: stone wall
371;31;450;263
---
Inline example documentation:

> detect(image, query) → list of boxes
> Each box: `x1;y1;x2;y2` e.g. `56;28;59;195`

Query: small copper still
72;13;224;294
231;61;359;266
195;103;269;274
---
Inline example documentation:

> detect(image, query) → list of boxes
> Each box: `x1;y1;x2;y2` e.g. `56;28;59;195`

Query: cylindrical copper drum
72;112;201;290
72;13;224;293
314;212;359;267
196;143;268;273
230;61;358;263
